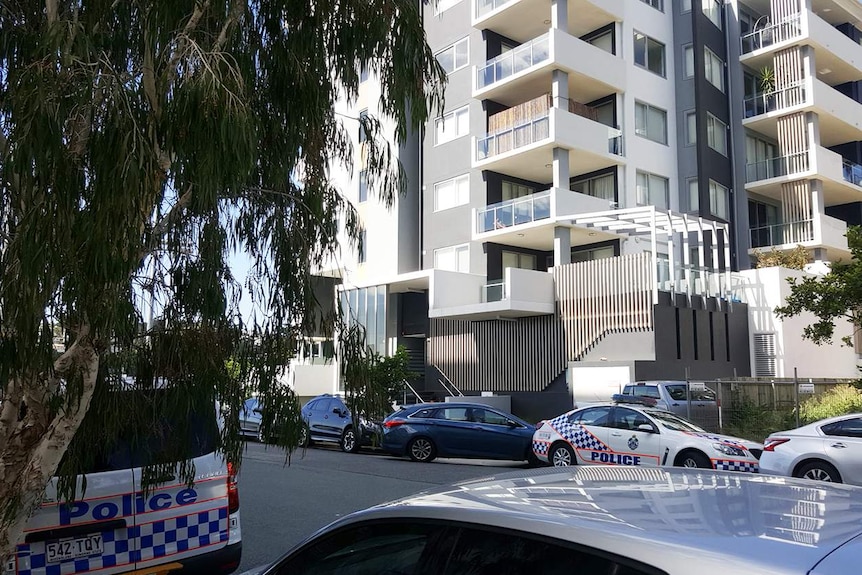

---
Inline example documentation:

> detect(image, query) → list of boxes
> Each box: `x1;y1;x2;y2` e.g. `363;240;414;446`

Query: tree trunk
0;339;100;565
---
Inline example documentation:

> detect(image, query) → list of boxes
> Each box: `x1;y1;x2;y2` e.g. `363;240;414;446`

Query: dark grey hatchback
381;402;538;464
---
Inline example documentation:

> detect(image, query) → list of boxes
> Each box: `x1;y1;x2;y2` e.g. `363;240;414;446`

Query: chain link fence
683;378;859;441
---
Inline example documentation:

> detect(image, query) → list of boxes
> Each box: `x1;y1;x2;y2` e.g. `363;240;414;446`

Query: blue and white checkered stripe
532;441;549;455
713;459;759;473
547;415;609;452
15;508;228;575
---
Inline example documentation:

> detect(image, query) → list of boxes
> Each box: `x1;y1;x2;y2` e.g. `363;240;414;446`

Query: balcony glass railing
476;190;551;233
476;114;550;160
843;158;862;187
475;0;511;18
743;80;808;118
745;151;809;182
477;34;550;89
658;262;746;303
740;14;803;54
749;220;814;249
482;281;507;303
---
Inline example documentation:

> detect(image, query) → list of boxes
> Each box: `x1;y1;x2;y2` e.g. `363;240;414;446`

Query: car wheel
341;427;360;453
796;461;842;483
677;451;712;469
549;443;576;467
408;437;436;462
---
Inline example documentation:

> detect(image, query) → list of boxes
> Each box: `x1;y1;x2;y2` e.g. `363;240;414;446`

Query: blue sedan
381;402;539;464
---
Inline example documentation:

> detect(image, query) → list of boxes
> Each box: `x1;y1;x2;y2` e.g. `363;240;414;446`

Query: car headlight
712;443;746;457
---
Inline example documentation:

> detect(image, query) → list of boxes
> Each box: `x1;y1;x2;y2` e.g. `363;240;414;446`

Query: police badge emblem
628;435;639;450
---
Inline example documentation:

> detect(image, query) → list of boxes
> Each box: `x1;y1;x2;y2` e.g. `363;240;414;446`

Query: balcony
473;28;625;106
473;0;623;45
743;78;862;147
473;187;613;249
746;146;862;204
748;214;848;260
745;151;810;184
428;267;555;320
740;10;862;86
474;107;624;182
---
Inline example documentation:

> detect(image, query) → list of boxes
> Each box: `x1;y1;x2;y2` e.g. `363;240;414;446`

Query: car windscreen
666;384;716;402
646;410;705;432
60;388;220;475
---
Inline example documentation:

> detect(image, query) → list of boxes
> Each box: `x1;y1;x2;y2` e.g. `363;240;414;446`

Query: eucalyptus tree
0;0;444;560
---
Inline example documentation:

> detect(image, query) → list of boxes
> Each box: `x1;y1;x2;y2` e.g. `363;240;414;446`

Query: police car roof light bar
611;394;657;407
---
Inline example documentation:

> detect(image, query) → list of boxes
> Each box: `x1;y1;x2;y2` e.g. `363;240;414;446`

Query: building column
554;226;571;267
553;146;569;190
551;0;568;33
552;69;568;111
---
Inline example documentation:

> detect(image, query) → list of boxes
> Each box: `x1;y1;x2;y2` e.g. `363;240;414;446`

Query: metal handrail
476;34;550;89
476;114;550;160
433;364;464;397
749;220;814;248
740;13;802;54
745;150;809;182
402;379;425;403
743;79;808;118
476;190;552;233
482;281;507;303
843;158;862;186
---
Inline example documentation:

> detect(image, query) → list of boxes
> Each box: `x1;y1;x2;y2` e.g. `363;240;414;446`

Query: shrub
799;385;862;424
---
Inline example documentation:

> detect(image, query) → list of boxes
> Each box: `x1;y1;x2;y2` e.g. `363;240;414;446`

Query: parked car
239;396;264;441
759;413;862;485
300;394;380;453
622;380;719;429
533;395;762;471
12;389;241;575
238;466;862;575
381;402;537;464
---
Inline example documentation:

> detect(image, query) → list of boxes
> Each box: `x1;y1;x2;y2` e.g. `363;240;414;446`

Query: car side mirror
637;424;655;433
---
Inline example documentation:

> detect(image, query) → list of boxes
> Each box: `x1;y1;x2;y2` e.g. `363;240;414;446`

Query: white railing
476;190;552;233
740;14;803;54
476;114;550;160
476;34;550;89
481;281;507;303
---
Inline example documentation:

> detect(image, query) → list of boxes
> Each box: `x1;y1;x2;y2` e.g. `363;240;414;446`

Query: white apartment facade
292;0;862;418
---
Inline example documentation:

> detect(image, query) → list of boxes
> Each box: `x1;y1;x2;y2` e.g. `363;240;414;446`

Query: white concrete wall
506;267;554;304
429;269;487;309
740;266;859;378
568;362;634;407
289;364;338;397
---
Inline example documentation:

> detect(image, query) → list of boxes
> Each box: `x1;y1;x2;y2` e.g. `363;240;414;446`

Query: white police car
6;390;241;575
533;395;762;472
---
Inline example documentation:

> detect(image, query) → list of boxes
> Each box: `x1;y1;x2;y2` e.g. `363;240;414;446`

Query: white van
6;390;241;575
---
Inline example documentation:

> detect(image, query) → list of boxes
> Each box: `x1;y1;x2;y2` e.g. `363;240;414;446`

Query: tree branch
214;0;244;51
165;0;211;88
45;0;58;25
139;186;193;262
0;380;22;454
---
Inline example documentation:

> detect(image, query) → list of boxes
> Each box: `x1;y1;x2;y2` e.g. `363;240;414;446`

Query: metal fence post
794;367;800;429
717;380;723;433
685;366;691;421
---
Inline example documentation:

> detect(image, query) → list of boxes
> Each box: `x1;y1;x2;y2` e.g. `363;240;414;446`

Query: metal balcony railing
743;80;808;118
477;34;550;89
745;151;809;182
481;281;507;303
476;190;552;233
749;220;814;249
740;14;803;54
476;114;550;160
843;158;862;187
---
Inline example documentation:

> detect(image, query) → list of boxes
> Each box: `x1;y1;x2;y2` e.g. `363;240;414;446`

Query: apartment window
703;0;722;30
358;230;367;264
434;244;469;273
573;245;615;263
435;105;469;145
585;29;614;55
633;32;665;77
502;181;534;200
709;180;729;220
684;111;696;145
704;47;725;92
635;101;667;145
360;66;369;83
502;251;536;271
636;171;669;210
749;199;779;228
359;109;369;143
681;0;692;12
434;174;469;211
640;0;663;11
753;333;777;377
435;38;469;74
359;170;368;202
706;113;727;155
571;172;615;202
687;178;699;212
435;0;461;14
682;45;694;78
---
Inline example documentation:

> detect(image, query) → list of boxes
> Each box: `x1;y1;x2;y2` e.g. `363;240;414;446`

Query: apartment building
292;0;862;417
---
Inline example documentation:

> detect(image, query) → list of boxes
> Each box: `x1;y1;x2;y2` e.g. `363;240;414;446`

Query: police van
5;389;242;575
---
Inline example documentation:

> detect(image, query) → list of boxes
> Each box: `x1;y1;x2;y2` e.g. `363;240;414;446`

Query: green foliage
754;245;809;270
759;66;775;93
775;226;862;346
798;385;862;424
722;392;796;443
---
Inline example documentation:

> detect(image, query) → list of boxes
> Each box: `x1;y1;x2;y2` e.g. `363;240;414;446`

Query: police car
533;395;762;472
6;390;241;575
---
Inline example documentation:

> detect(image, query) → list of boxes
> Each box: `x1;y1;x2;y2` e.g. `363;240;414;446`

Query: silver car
759;413;862;485
240;467;862;575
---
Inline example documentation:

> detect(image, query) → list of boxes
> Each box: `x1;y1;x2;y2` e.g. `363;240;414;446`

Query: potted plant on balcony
759;66;776;113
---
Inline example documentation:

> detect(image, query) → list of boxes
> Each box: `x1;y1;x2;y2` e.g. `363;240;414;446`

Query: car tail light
227;462;240;513
384;419;406;429
535;421;545;429
763;438;790;452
